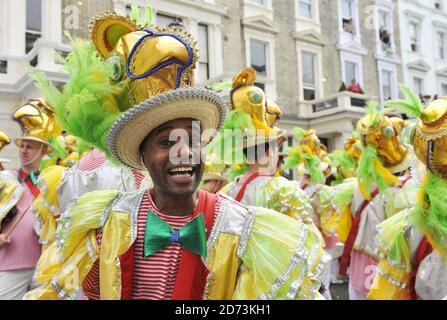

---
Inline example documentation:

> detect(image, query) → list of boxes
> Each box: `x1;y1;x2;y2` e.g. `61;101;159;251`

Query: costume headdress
206;67;283;180
356;101;410;199
11;99;63;150
32;10;227;170
282;128;328;184
330;132;362;183
0;130;11;164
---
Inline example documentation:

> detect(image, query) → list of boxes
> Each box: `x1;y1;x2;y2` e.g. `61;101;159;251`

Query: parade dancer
218;68;317;226
337;102;419;299
368;87;447;300
24;12;329;300
0;99;60;299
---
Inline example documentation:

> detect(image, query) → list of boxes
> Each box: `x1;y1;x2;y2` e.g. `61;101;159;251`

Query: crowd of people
0;9;446;300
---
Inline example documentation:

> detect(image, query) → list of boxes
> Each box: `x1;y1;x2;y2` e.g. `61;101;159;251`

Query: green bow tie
143;210;207;257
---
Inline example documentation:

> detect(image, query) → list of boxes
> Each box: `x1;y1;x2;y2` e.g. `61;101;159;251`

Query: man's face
19;140;46;168
141;118;204;197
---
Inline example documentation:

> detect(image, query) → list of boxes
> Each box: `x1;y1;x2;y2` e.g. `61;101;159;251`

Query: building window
197;24;209;84
344;60;359;85
442;83;447;96
409;22;419;53
26;0;42;54
299;0;312;19
0;60;7;74
438;32;445;60
0;0;3;54
378;10;392;51
248;0;265;5
156;13;183;28
381;69;394;101
301;51;317;100
414;77;424;95
341;0;355;34
250;39;268;76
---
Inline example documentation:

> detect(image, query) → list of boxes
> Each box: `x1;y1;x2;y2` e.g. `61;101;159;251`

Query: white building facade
398;0;447;99
0;0;69;169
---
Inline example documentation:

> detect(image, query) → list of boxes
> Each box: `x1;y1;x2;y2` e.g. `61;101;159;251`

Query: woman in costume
368;86;446;300
217;67;317;227
24;11;329;300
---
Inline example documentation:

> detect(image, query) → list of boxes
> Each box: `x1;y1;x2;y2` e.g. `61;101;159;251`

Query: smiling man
24;12;329;300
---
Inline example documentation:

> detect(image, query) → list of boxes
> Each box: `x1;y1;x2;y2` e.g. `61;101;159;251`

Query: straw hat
107;88;227;170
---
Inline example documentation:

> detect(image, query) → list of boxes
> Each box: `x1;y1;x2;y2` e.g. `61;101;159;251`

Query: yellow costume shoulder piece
24;189;129;300
260;176;314;224
368;208;424;300
33;165;66;248
0;171;24;225
315;185;339;237
232;205;330;299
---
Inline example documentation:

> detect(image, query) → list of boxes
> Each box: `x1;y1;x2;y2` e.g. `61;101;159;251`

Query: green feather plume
30;39;127;162
357;145;391;195
145;5;153;25
293;127;306;141
307;155;325;184
366;101;383;128
207;81;232;92
385;84;424;119
410;172;447;256
130;4;141;25
282;146;303;170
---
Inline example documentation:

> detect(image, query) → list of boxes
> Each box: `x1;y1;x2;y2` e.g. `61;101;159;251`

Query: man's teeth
169;166;194;175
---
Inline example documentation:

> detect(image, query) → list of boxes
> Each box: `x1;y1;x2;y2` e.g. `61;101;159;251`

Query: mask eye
248;90;264;104
105;54;126;83
383;126;394;139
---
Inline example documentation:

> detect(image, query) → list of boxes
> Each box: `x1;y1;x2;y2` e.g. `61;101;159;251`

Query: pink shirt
0;170;42;271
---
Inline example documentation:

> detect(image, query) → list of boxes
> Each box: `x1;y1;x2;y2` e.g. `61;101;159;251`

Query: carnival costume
0;99;64;299
24;12;329;300
368;86;447;300
333;101;420;299
218;68;316;225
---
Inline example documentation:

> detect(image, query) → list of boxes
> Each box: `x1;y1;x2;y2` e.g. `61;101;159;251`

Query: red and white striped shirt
83;191;193;300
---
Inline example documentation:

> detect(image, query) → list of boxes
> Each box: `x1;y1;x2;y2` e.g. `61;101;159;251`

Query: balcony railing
298;91;376;119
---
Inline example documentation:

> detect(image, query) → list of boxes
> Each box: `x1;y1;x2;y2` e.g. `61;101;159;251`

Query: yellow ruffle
368;260;412;300
33;165;65;249
233;208;330;300
24;189;119;300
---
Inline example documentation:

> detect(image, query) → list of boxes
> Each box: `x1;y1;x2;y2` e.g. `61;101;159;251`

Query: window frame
378;63;398;103
298;0;313;20
25;0;43;54
301;50;318;101
197;23;210;84
409;21;420;53
249;38;269;78
340;51;364;89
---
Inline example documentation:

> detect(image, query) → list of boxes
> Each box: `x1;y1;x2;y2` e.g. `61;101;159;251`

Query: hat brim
14;137;53;151
107;88;227;170
238;135;279;150
202;173;228;184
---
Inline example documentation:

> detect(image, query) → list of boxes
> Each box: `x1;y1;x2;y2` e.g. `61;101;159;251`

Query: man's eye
160;140;175;146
